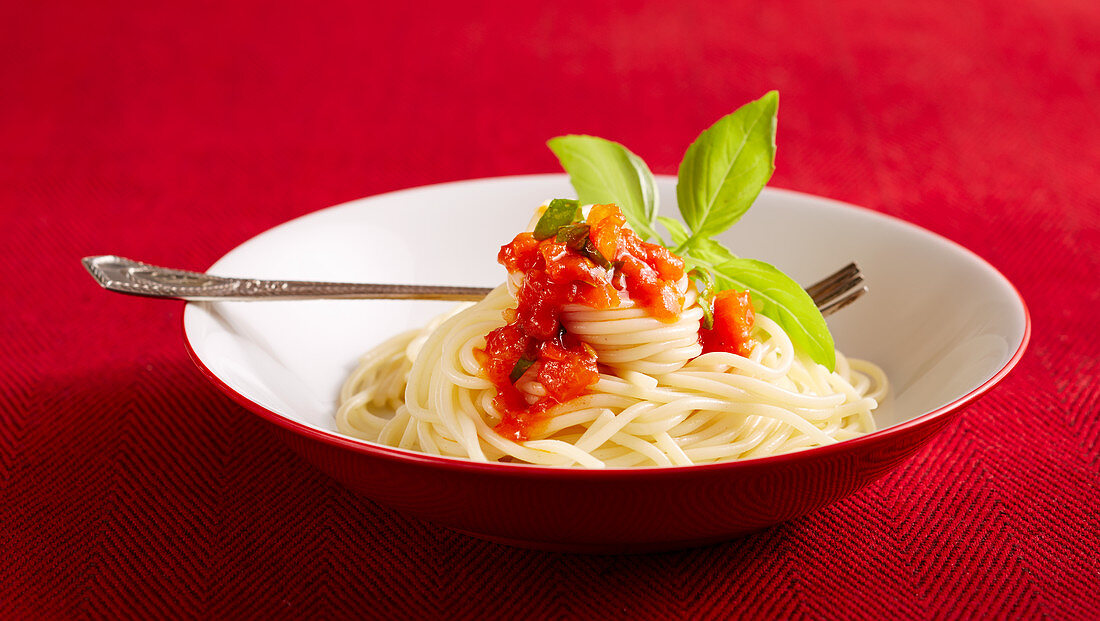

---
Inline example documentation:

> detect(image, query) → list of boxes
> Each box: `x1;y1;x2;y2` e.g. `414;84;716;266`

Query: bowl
183;174;1030;553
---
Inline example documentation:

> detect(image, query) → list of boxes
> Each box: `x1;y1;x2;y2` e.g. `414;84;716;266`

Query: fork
81;255;866;316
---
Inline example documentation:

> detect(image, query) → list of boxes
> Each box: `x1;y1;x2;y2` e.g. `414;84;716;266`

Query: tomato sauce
482;203;686;440
699;289;756;357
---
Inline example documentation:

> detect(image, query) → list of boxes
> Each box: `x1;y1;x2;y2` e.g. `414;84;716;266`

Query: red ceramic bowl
183;175;1030;553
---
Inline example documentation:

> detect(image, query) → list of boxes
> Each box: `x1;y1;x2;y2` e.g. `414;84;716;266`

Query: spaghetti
337;203;887;468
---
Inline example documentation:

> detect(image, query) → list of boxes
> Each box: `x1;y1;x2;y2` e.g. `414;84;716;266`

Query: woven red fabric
1;0;1097;618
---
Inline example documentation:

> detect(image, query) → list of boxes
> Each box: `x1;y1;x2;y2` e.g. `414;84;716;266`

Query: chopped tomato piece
498;232;541;272
573;280;619;309
644;243;685;280
540;242;606;285
482;324;533;386
587;203;626;259
537;338;599;403
700;290;756;357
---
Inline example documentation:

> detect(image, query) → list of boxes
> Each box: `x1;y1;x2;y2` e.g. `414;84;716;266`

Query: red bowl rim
181;179;1032;481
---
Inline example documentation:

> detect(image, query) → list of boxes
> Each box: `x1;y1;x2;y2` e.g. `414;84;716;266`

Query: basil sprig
547;91;837;371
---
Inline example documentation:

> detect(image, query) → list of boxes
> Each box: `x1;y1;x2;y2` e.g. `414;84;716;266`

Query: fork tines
806;262;866;317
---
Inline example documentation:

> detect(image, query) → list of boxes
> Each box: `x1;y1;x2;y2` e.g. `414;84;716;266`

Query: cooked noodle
337;283;887;468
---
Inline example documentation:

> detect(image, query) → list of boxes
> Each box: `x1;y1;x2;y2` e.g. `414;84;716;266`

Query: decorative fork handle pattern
81;256;494;302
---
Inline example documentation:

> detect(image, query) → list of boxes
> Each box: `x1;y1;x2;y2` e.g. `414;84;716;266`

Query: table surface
2;1;1098;618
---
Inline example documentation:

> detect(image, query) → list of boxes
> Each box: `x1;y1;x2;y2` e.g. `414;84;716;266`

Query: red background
2;1;1098;618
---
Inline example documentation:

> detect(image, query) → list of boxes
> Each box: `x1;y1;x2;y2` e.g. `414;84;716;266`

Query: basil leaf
693;239;738;265
657;216;690;247
547;135;661;243
510;357;537;383
675;91;778;248
534;198;581;240
624;148;660;237
710;257;835;371
556;223;591;248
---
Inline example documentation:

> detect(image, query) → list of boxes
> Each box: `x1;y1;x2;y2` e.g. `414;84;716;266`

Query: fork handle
83;255;863;315
81;256;494;302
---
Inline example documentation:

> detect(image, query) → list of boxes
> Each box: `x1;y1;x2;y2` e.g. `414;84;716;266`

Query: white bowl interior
184;175;1028;437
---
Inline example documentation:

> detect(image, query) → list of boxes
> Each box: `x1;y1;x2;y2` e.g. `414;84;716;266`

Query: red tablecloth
2;1;1097;618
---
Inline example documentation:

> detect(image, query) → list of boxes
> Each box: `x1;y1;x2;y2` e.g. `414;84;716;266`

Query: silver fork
82;255;866;316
